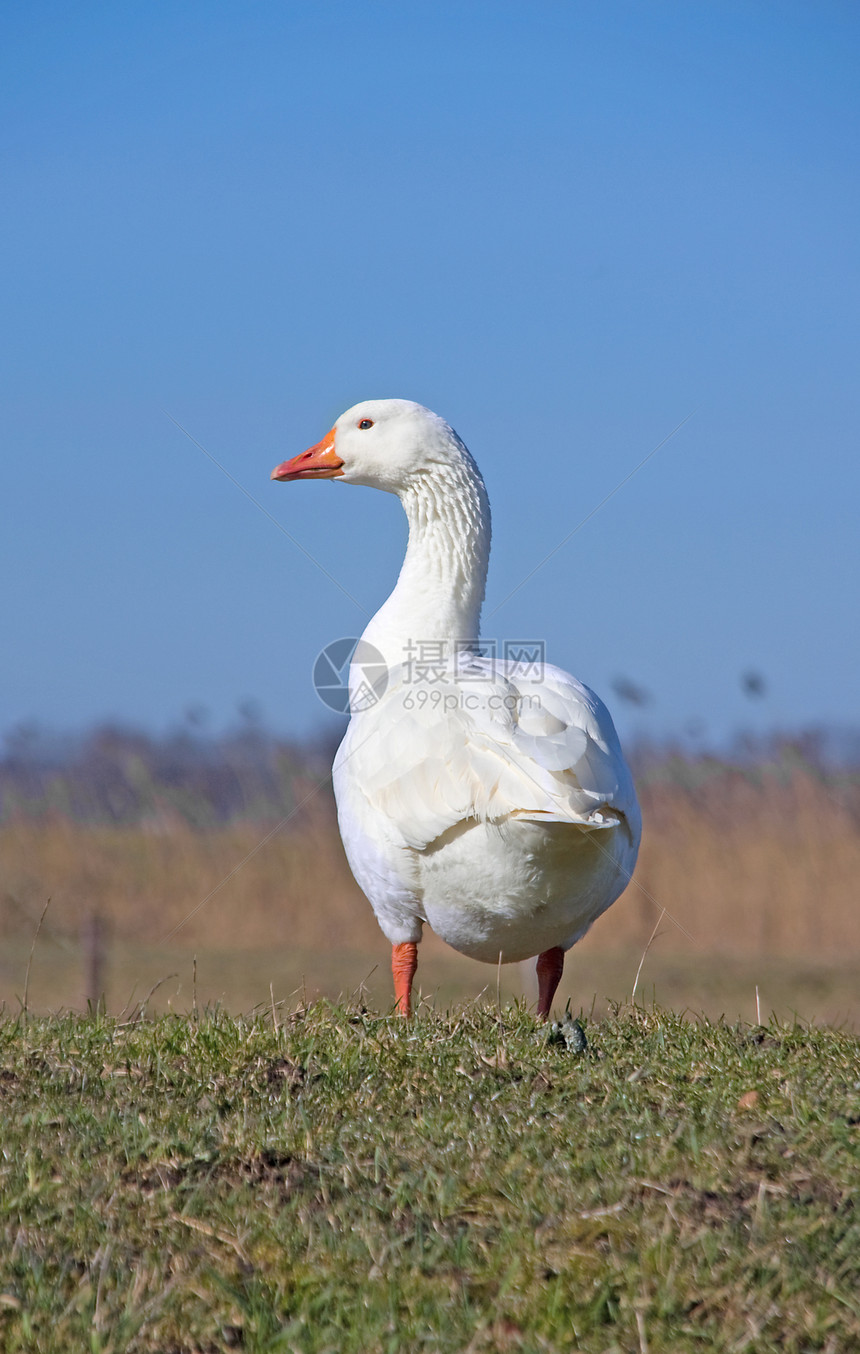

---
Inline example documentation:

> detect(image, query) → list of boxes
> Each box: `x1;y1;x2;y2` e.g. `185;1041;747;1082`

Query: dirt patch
123;1147;319;1202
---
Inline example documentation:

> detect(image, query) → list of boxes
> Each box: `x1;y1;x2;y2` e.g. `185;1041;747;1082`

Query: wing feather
337;657;636;852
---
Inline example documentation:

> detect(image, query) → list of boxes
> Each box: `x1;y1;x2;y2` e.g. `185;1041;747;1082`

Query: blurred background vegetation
2;717;858;1025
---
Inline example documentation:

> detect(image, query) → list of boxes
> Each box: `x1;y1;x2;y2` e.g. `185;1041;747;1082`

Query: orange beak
270;427;344;482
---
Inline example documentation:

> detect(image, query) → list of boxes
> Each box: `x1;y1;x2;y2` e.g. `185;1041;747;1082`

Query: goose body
272;399;641;1015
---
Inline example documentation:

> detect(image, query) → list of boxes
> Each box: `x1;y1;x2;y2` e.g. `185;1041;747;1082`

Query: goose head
270;398;472;496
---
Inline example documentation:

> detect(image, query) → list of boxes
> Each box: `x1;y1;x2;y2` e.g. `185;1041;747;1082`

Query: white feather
307;398;643;967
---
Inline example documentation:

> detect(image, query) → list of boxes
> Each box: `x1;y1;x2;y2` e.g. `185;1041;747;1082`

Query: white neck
358;454;491;674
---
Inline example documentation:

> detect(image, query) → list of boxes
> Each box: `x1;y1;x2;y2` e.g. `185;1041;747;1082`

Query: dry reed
2;761;858;963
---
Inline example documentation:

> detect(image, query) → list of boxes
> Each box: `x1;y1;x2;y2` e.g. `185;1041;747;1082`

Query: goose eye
358;418;374;430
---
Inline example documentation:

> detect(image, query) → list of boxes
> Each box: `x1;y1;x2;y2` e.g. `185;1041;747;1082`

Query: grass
3;754;859;969
1;1002;858;1352
5;937;860;1028
2;740;859;1022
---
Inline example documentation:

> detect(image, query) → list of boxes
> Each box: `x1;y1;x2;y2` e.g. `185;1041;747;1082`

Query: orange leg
391;941;418;1016
536;946;564;1019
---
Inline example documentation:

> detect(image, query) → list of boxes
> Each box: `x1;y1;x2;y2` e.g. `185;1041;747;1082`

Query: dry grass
1;756;858;1020
627;762;860;958
3;763;858;957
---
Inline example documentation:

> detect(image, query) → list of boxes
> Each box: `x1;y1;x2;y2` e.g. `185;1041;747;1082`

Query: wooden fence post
83;910;108;1012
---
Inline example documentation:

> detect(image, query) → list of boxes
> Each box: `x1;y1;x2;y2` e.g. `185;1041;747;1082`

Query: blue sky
1;1;858;747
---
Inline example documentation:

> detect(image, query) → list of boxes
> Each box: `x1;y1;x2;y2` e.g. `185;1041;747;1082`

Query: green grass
0;1004;858;1353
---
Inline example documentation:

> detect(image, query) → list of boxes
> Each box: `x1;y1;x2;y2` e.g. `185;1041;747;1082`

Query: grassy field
1;1003;858;1353
5;752;860;961
5;937;860;1031
2;735;859;1023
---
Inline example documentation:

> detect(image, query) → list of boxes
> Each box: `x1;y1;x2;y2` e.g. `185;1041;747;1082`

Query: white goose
272;400;641;1017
